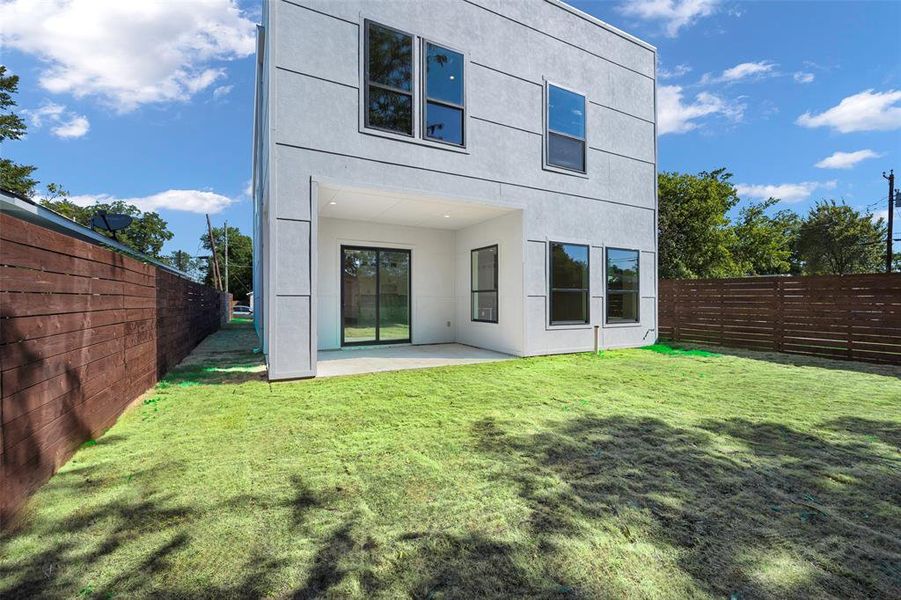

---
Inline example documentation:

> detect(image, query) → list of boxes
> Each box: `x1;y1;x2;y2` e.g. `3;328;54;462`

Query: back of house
252;0;658;380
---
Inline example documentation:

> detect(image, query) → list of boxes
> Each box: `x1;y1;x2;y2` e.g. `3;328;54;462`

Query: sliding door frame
340;245;413;347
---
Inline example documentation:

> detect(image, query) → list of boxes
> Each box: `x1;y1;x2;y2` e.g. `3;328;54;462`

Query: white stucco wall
317;218;456;350
256;0;657;379
454;211;524;355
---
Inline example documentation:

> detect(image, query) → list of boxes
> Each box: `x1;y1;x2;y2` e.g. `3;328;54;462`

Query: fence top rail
0;189;197;282
660;273;900;286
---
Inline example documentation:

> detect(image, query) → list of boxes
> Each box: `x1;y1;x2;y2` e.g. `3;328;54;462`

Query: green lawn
2;322;899;599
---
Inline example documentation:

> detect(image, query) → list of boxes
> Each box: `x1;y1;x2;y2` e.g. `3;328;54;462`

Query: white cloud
797;89;901;133
736;180;838;203
657;85;744;134
68;190;235;214
213;85;234;99
52;115;90;139
0;0;255;112
22;101;90;139
701;60;777;84
815;149;882;170
658;63;692;80
617;0;719;37
243;179;253;198
793;72;815;84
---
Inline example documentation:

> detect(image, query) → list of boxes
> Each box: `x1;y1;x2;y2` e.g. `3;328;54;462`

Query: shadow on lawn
473;415;901;599
660;342;901;378
0;467;308;599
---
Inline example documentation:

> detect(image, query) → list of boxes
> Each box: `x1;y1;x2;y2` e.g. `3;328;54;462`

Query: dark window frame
364;19;415;137
340;245;413;347
605;247;640;324
549;241;590;325
470;244;498;323
421;39;466;148
544;82;587;174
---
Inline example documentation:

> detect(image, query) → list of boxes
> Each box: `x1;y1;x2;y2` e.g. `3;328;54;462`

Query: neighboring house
252;0;658;380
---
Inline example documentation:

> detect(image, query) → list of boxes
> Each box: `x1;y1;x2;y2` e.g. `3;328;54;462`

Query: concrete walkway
316;343;513;377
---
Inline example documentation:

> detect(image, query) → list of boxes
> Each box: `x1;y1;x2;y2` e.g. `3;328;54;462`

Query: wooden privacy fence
0;211;228;526
659;274;901;364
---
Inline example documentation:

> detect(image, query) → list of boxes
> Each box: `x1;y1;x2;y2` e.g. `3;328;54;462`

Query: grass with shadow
1;324;899;598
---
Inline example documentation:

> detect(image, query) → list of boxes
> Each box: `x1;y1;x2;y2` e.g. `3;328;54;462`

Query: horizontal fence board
0;213;153;277
0;309;130;344
0;323;126;370
1;212;228;527
1;337;124;398
659;274;901;365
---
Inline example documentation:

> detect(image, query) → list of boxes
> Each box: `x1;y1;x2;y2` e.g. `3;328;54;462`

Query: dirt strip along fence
659;274;901;365
0;211;228;526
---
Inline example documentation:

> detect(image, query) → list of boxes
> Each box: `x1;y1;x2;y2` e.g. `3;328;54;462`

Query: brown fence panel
0;212;227;526
659;274;901;364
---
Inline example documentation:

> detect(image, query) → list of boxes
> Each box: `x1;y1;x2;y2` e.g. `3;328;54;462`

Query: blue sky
2;0;900;258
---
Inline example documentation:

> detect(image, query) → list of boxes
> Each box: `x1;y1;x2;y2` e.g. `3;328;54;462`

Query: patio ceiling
317;184;515;230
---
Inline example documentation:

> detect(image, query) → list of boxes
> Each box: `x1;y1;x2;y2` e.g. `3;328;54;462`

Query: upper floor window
363;20;466;147
549;242;589;325
606;248;639;323
365;21;414;136
545;84;586;173
424;42;465;146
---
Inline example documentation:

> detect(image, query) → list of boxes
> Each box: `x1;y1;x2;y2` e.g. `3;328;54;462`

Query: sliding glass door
341;246;411;346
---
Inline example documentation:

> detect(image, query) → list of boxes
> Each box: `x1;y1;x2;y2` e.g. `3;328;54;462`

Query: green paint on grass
641;343;720;357
3;322;899;599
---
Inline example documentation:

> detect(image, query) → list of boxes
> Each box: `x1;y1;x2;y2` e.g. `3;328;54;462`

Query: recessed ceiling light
443;214;451;218
449;75;455;80
329;201;337;205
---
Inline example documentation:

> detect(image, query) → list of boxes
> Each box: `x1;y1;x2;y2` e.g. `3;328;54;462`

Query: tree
200;225;253;302
658;169;741;279
40;188;174;258
163;250;206;281
730;198;802;276
0;65;37;196
795;200;886;275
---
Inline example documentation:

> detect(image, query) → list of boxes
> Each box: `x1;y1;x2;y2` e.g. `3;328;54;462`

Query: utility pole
206;214;223;290
224;220;229;294
884;170;895;273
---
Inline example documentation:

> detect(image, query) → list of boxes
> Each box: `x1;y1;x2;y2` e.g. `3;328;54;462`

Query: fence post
673;281;681;342
775;279;784;352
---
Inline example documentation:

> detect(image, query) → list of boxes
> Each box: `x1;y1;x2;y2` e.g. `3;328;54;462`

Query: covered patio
316;343;513;377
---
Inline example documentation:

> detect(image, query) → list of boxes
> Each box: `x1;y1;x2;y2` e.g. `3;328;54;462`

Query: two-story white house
252;0;658;380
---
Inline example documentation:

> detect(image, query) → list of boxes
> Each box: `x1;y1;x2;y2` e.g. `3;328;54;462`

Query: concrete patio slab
316;343;513;377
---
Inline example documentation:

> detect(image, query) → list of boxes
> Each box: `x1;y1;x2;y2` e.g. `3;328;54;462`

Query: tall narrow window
606;248;639;323
471;245;498;322
365;21;414;135
546;84;586;173
549;242;589;324
424;42;465;146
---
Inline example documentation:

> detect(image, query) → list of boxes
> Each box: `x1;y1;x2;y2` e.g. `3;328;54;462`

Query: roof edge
547;0;657;52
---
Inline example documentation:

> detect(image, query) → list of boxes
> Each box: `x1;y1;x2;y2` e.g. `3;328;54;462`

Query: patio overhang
316;182;517;230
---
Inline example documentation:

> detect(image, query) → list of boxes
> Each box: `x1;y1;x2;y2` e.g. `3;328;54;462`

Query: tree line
659;169;892;279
